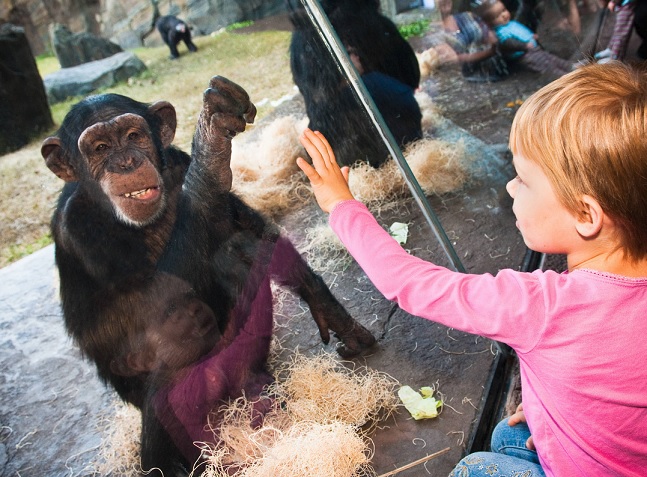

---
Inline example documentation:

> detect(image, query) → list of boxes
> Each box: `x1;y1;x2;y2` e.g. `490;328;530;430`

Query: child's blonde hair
510;62;647;260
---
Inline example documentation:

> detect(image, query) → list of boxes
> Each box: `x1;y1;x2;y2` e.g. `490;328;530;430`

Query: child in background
438;0;509;82
473;0;575;79
595;0;636;62
296;62;647;476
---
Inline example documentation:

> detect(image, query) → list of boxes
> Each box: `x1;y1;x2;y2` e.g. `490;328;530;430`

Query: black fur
289;0;422;167
156;15;198;59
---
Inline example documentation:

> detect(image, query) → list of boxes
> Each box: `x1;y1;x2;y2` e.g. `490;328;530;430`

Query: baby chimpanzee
101;269;275;475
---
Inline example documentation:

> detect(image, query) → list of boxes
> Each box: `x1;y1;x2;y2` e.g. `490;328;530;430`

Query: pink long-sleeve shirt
330;200;647;476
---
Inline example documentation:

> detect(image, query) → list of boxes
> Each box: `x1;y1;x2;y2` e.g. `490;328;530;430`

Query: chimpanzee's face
77;113;166;226
41;96;177;228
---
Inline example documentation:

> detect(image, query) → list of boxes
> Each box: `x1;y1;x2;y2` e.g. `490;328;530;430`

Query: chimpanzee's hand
191;76;256;192
200;76;256;137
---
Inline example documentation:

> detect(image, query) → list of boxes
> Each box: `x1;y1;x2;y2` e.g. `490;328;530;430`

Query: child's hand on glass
297;128;355;213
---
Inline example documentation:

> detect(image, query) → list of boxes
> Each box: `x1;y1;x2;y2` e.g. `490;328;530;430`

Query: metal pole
301;0;466;273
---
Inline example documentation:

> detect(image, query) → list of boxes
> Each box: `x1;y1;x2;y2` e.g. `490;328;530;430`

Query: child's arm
297;130;546;350
499;37;535;55
296;128;355;213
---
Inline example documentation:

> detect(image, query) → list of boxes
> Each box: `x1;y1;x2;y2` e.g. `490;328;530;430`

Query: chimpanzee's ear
41;136;78;182
149;101;176;148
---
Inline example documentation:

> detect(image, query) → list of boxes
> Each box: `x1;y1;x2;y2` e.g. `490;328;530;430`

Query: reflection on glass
289;0;423;168
291;0;465;272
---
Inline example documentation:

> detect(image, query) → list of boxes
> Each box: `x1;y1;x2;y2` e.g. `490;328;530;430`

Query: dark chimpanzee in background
289;0;422;168
41;76;375;475
156;15;198;59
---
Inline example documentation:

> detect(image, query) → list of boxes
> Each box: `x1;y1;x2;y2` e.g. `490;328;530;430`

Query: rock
0;23;53;154
43;51;146;104
184;0;285;37
50;23;123;68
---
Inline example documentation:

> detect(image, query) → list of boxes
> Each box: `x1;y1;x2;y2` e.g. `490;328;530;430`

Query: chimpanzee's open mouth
123;187;160;200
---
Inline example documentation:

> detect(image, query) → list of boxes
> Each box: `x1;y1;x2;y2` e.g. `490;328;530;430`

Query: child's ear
110;350;156;377
575;194;604;238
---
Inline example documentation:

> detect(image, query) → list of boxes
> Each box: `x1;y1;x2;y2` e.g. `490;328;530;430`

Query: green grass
35;53;61;77
226;20;255;31
398;19;431;40
5;233;53;265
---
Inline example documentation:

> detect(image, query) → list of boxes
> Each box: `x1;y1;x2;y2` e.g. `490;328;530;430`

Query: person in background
473;0;575;79
438;0;509;81
594;0;636;62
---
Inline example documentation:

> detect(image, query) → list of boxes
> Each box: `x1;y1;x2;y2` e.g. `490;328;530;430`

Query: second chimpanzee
156;15;198;59
96;269;276;474
289;0;422;167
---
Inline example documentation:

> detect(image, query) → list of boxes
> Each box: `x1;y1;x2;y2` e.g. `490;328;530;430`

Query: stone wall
0;0;286;56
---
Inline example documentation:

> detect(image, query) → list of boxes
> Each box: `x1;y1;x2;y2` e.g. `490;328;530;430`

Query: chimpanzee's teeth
124;188;149;198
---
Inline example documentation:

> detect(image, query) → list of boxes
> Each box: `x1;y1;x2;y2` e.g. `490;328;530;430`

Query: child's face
488;1;511;26
506;154;579;254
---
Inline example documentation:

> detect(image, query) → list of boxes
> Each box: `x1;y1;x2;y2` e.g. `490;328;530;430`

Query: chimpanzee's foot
310;301;376;358
333;320;376;358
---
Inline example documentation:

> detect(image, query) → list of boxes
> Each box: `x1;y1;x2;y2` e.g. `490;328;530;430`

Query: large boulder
50;23;123;68
0;24;53;154
43;51;146;104
184;0;285;36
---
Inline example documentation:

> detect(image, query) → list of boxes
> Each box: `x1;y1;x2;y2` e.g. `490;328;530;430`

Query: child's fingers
508;414;522;426
303;129;337;170
296;157;322;185
300;130;328;170
313;130;335;164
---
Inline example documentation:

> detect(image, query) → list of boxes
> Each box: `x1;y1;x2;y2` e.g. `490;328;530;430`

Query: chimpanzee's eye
128;131;140;140
95;143;108;152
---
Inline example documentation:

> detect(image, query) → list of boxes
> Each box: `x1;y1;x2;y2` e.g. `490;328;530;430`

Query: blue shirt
495;20;538;59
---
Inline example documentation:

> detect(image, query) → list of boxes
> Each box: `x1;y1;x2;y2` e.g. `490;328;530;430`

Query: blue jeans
448;418;546;477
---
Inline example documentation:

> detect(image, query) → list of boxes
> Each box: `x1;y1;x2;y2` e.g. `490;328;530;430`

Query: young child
296;62;647;476
438;0;509;82
473;0;574;79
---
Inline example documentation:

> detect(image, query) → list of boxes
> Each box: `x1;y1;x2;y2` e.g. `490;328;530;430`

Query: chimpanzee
41;77;375;474
289;0;422;167
94;270;276;474
156;15;198;59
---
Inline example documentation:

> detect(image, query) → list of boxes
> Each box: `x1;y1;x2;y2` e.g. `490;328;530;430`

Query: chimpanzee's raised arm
188;76;256;195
